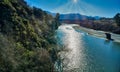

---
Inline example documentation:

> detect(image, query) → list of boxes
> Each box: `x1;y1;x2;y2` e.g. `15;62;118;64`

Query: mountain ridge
46;11;101;20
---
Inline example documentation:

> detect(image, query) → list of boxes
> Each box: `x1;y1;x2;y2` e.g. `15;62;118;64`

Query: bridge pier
105;33;114;41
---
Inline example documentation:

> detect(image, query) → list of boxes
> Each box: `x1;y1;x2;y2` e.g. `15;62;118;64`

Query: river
56;24;120;72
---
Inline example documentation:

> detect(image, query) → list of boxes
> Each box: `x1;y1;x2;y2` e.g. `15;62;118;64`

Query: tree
54;13;60;30
55;13;60;21
114;13;120;26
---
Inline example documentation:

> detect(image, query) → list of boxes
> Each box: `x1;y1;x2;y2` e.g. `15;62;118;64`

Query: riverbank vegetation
0;0;61;72
60;13;120;34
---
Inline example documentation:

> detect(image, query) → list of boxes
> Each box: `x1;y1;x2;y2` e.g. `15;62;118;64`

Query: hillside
0;0;60;72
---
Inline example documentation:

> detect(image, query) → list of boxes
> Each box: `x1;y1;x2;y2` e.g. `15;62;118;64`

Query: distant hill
46;11;56;17
60;13;100;20
46;11;100;20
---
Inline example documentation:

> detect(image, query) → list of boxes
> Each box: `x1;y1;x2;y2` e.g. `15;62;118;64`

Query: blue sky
25;0;120;17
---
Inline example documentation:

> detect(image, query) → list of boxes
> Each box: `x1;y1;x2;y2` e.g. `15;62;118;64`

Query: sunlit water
56;24;120;72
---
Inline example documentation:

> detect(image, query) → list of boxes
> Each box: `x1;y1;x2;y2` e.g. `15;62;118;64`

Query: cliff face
0;0;60;72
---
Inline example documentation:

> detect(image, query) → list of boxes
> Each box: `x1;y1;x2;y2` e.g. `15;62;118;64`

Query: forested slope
0;0;60;72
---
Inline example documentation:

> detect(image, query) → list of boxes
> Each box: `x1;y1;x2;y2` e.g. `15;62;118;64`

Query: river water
56;24;120;72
